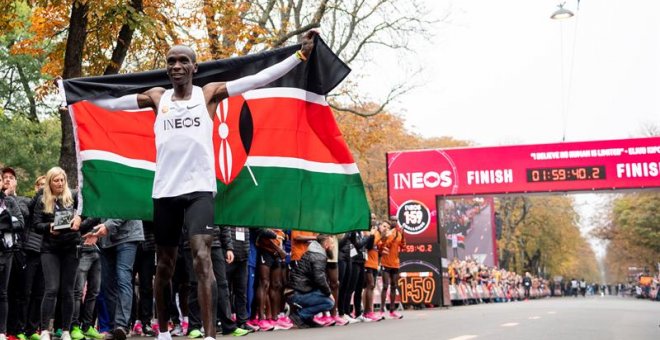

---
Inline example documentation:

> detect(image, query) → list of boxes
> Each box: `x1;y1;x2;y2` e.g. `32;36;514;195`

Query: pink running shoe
322;315;336;326
245;319;260;332
332;315;348;326
273;317;293;331
312;316;328;327
150;319;160;335
279;316;294;326
256;319;274;332
364;312;382;322
181;320;189;335
389;311;403;319
132;321;143;336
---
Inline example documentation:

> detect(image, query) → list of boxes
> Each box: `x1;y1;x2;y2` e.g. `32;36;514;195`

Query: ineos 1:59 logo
396;200;431;235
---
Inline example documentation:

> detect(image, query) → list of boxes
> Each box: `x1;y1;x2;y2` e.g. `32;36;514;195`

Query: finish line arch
386;136;660;306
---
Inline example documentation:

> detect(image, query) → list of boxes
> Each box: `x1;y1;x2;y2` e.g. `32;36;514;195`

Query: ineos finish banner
387;137;660;244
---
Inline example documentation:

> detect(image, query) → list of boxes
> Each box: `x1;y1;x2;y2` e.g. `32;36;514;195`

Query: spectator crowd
0;166;411;340
447;258;550;304
2;165;655;340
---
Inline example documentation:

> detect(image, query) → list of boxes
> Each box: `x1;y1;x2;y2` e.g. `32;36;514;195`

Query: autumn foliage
0;0;617;281
593;192;660;283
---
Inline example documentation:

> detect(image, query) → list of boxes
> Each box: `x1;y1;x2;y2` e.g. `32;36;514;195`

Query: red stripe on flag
246;97;355;163
73;96;354;166
73;101;156;162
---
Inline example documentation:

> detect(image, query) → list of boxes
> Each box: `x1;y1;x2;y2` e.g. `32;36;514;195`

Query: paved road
177;296;658;340
463;204;495;266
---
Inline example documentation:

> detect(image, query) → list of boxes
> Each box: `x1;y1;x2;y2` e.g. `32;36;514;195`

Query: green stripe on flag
81;160;370;233
81;160;155;220
217;166;369;234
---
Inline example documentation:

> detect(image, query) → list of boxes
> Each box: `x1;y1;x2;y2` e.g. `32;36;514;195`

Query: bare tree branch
329;79;415;117
271;22;321;47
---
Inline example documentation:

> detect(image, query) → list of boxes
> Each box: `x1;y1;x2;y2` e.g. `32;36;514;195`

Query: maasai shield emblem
214;95;253;185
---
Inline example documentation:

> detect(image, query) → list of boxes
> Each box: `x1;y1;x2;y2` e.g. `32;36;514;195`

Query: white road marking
528;316;541;320
501;323;519;327
448;336;478;340
547;311;556;314
480;235;484;240
473;247;479;253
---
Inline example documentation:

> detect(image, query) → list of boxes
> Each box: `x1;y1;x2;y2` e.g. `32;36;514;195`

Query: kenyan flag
62;38;370;234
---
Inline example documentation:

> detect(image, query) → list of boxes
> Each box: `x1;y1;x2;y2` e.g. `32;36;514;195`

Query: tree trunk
60;0;89;188
104;0;143;75
15;63;38;122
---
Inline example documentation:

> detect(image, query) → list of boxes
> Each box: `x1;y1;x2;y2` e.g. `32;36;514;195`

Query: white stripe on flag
80;151;357;175
242;88;328;106
248;156;359;175
80;150;156;171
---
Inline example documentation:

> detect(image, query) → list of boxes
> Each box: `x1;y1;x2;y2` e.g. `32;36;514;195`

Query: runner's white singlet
152;86;216;198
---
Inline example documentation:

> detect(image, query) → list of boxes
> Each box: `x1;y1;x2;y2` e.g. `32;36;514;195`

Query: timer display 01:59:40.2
401;244;435;253
526;165;606;183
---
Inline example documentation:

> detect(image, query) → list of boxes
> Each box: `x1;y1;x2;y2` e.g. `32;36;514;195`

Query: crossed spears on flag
214;95;259;187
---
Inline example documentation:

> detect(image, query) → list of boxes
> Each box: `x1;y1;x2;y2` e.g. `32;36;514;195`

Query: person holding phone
32;167;91;340
0;177;25;340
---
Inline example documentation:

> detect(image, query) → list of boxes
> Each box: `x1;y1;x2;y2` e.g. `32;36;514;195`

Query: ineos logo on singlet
163;117;201;130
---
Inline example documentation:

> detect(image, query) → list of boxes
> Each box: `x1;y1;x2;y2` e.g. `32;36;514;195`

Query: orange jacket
290;230;317;261
379;229;403;269
365;232;381;270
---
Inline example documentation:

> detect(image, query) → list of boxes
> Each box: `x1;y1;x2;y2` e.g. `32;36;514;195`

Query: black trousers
12;251;44;334
349;261;365;317
0;252;14;334
41;248;80;331
184;247;237;334
131;247;155;325
225;259;249;326
338;258;352;315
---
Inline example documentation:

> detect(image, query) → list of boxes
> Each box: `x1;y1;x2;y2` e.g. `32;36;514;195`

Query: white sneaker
0;333;7;340
171;325;184;337
157;331;172;340
40;331;51;340
342;315;360;324
61;331;72;340
356;315;372;323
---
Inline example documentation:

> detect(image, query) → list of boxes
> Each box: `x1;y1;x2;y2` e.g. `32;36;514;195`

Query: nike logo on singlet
187;104;201;110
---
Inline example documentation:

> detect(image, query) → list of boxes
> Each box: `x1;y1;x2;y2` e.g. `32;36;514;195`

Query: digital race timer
526;165;606;182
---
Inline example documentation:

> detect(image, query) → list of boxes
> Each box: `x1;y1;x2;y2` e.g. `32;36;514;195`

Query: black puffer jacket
229;227;250;262
32;192;92;252
350;232;371;264
288;241;330;296
338;231;365;262
23;193;43;253
0;193;25;252
140;220;156;253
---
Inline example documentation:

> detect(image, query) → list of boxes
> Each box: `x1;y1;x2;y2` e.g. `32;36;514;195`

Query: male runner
80;31;316;340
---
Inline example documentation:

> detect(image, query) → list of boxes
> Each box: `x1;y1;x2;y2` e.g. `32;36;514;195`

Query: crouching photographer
285;234;336;328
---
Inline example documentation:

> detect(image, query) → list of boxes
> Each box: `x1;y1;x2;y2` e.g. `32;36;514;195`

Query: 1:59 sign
398;274;436;304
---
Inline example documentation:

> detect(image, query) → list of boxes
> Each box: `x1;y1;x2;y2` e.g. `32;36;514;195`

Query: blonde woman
32;167;85;340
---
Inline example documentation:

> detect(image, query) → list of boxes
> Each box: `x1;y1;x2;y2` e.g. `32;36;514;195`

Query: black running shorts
382;266;399;275
153;191;215;247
